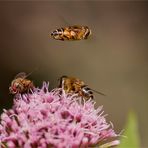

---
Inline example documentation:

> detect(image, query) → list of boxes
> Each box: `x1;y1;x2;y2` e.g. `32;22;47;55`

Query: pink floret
0;82;119;148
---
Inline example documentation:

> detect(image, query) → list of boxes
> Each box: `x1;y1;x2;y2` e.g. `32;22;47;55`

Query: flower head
0;82;119;148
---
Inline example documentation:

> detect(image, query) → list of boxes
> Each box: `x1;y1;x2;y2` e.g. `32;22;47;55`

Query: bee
9;72;34;94
58;75;105;99
51;25;91;41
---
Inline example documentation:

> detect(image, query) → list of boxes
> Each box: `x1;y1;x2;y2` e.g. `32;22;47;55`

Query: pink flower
0;82;120;148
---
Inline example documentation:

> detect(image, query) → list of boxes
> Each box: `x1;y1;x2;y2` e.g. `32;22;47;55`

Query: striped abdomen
81;85;94;99
51;25;91;41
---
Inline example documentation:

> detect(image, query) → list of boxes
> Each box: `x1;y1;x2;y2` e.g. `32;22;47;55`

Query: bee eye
15;82;20;88
9;86;17;94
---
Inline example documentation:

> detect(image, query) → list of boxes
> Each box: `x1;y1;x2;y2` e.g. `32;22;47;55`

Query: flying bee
9;72;34;95
58;75;105;99
51;25;91;41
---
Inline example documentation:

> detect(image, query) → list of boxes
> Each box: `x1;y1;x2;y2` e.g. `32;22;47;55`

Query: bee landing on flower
58;75;106;100
9;72;34;95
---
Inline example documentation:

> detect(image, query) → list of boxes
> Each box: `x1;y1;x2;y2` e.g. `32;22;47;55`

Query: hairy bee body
9;72;34;94
51;25;91;41
59;76;94;99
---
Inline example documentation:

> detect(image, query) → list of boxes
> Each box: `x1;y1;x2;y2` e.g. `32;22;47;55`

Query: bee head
9;82;19;94
9;79;25;94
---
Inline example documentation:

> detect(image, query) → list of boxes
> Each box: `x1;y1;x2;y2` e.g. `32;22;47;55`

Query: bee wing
14;68;38;79
58;15;71;26
14;72;27;79
90;88;106;96
75;81;106;96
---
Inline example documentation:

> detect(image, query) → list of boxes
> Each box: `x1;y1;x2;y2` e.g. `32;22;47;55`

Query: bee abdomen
51;28;64;40
81;85;93;99
51;28;64;35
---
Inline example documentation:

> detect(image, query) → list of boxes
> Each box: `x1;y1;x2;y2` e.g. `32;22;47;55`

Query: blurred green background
0;1;148;147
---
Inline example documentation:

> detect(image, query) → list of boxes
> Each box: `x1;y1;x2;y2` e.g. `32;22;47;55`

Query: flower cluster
0;82;119;148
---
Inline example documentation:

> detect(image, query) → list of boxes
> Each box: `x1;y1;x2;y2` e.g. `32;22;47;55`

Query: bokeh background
0;1;148;147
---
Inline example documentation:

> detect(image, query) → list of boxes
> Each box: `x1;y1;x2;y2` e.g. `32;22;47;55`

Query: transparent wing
75;81;106;96
14;68;38;79
58;15;71;26
14;72;27;79
90;88;106;96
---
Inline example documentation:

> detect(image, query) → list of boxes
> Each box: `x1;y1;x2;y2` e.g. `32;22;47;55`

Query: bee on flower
9;72;34;94
58;75;105;99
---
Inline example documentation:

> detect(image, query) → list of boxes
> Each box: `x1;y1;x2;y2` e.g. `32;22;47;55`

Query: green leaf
118;111;140;148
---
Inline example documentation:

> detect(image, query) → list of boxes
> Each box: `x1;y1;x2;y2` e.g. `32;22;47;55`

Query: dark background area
0;1;148;147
